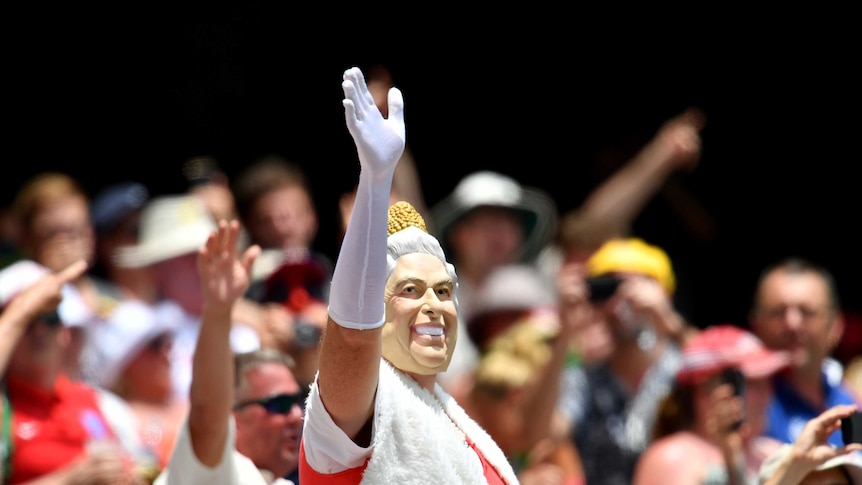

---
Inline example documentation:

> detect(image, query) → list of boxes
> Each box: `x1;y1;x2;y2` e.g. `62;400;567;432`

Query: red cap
676;324;790;384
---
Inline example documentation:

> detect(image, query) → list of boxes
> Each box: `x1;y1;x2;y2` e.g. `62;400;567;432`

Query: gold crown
388;201;428;236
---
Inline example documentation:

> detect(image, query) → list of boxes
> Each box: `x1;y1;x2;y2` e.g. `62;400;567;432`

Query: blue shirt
764;371;861;446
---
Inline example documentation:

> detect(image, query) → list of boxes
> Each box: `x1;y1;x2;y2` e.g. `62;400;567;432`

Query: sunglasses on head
232;392;304;414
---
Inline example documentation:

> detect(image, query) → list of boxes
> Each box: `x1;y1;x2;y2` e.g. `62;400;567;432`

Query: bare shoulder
634;432;707;484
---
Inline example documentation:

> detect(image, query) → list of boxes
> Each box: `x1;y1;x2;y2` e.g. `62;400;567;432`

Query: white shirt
302;360;520;484
154;416;293;485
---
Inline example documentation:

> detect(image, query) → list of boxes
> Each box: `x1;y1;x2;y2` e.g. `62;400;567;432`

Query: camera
720;368;746;430
293;318;323;350
720;367;746;398
842;411;862;445
586;275;622;302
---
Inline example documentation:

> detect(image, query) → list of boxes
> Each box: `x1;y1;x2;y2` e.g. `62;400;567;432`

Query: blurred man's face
592;273;669;345
151;252;202;315
750;269;841;373
29;195;94;272
249;185;317;251
233;362;303;478
121;332;174;400
448;207;524;275
8;313;67;381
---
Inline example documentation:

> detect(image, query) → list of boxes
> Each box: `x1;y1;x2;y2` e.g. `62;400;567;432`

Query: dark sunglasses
147;333;173;353
232;392;304;414
30;310;62;328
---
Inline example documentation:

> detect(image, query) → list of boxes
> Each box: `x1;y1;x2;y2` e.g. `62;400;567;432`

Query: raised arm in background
0;259;87;375
759;404;862;485
186;220;259;466
558;108;708;262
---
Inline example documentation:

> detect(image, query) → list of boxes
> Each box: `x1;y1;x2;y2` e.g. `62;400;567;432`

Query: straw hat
113;194;216;268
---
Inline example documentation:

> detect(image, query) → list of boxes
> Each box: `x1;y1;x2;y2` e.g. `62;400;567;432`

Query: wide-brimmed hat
759;446;862;484
463;264;559;345
430;171;558;262
0;259;94;327
676;324;790;385
113;194;216;268
467;264;557;324
86;299;175;388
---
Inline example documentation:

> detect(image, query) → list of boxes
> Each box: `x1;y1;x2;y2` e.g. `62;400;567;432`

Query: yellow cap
586;238;676;294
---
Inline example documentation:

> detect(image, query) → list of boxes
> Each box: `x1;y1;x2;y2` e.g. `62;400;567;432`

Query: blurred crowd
1;65;861;485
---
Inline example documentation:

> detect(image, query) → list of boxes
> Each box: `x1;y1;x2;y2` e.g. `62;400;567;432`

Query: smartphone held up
843;411;862;445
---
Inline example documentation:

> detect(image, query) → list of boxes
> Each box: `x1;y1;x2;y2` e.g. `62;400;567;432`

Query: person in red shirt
0;259;152;484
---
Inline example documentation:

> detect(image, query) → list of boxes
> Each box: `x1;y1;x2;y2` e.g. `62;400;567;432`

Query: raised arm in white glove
309;67;407;444
328;66;406;329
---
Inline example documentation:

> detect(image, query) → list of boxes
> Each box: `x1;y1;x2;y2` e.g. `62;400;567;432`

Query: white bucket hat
86;299;175;388
430;171;558;262
466;263;559;345
0;259;94;327
113;194;216;268
467;264;557;324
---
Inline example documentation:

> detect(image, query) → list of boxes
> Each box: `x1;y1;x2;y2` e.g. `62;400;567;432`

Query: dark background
5;7;860;338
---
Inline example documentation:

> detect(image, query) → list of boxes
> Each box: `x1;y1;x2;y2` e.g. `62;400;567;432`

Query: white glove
341;67;405;181
328;67;406;330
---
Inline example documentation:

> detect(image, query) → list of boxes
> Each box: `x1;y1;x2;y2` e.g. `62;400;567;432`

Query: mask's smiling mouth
414;325;444;337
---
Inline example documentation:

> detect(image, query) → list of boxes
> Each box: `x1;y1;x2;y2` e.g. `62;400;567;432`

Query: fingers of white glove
343;67;373;120
342;98;357;132
342;78;359;109
386;87;404;123
352;68;374;107
342;66;363;83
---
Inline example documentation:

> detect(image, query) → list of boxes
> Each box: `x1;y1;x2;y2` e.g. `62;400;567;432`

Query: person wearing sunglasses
1;259;152;484
87;300;185;473
297;67;519;484
154;220;301;485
